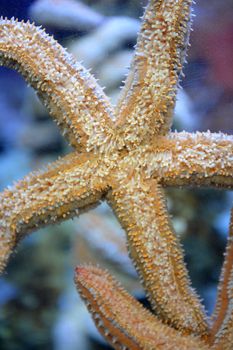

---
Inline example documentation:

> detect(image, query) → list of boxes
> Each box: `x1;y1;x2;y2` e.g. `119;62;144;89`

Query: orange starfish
0;0;233;348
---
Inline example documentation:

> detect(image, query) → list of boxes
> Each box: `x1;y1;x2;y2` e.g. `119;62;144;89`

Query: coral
29;0;104;31
0;0;233;349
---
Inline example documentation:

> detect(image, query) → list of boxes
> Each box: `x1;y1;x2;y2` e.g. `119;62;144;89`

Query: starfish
0;0;233;349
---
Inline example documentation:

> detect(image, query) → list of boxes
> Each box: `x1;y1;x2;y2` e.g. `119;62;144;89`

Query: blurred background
0;0;232;349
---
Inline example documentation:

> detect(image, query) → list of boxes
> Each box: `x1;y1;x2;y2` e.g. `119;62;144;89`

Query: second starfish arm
75;265;210;350
210;209;233;349
0;18;115;152
0;152;108;273
107;175;209;337
115;0;193;148
136;131;233;189
211;270;233;350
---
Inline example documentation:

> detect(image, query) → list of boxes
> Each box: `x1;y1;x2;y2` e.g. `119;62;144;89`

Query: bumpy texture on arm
160;132;233;188
116;0;192;148
0;18;115;152
75;265;210;350
108;176;208;336
0;153;109;272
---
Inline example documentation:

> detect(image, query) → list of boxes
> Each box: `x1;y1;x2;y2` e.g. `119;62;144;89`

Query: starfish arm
0;18;115;152
115;0;192;148
0;152;108;272
75;265;210;350
210;209;233;349
211;276;233;349
139;132;233;189
107;176;209;337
